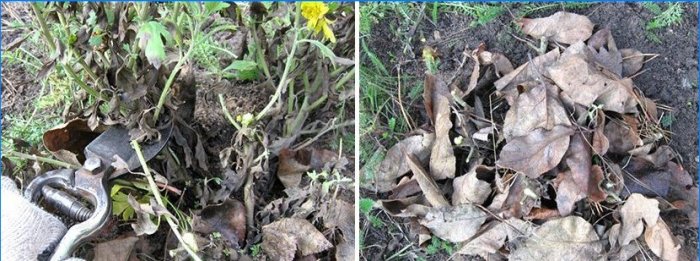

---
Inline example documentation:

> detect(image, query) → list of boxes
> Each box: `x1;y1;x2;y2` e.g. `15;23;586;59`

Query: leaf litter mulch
2;2;354;260
362;4;697;261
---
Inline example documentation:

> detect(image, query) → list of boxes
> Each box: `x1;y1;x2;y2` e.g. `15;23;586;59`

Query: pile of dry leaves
371;11;697;260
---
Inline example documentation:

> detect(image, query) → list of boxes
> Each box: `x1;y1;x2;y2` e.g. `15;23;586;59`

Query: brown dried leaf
429;76;456;180
457;218;534;258
452;167;491;205
644;219;680;261
619;194;660;246
556;132;592;215
510;216;603;260
262;218;332;259
589;165;608;203
502;174;542;218
620;48;644;77
495;49;560;105
518;11;594;44
193;199;247;247
592;112;609;155
497;126;573;178
604;118;643;154
502;81;571;140
548;42;638;113
277;148;311;188
43;118;102;165
420;204;487;243
374;133;435;192
93;236;139;261
407;154;450;208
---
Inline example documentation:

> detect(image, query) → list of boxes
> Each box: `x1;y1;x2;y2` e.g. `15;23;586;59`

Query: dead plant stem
4;151;78;169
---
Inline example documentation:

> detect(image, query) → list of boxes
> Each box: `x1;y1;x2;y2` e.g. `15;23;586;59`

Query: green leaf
298;39;354;67
204;2;230;15
86;10;97;26
136;21;172;68
359;198;375;214
89;34;103;47
223;60;259;81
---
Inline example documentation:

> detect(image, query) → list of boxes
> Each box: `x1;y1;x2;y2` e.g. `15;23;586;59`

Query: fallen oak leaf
517;11;594;44
497;125;574;178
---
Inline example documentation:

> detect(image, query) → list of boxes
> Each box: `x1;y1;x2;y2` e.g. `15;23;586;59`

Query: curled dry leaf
495;49;560;105
420;204;487;243
43;118;102;166
502;81;571;140
428;75;456;180
517;11;594;44
604;118;643;154
457;218;534;259
644;219;681;261
618;193;660;246
620;48;644;77
452;166;492;206
277;148;311;188
509;216;603;260
497;125;573;178
479;50;514;77
374;133;435;192
262;218;332;261
588;165;608;203
278;148;340;188
502;174;542;218
407;154;450;208
587;27;623;76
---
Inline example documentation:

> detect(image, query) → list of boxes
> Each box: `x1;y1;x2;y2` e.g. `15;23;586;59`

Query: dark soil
361;3;698;260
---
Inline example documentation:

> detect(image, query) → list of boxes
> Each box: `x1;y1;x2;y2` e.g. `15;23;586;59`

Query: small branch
3;151;78;169
132;140;202;261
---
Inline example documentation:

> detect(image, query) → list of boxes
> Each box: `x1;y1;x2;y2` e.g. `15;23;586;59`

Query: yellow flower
301;2;336;43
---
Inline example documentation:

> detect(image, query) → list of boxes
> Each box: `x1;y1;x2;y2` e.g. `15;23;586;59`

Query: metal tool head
84;122;173;177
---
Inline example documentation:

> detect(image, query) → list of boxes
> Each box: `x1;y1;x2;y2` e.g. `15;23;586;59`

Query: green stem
218;94;241;130
153;16;197;123
30;3;56;51
255;2;302;121
131;140;202;261
4;151;78;169
334;66;355;90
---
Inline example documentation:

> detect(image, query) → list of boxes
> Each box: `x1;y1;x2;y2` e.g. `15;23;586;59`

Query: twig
396;64;415;131
131;140;202;261
292;119;355;151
